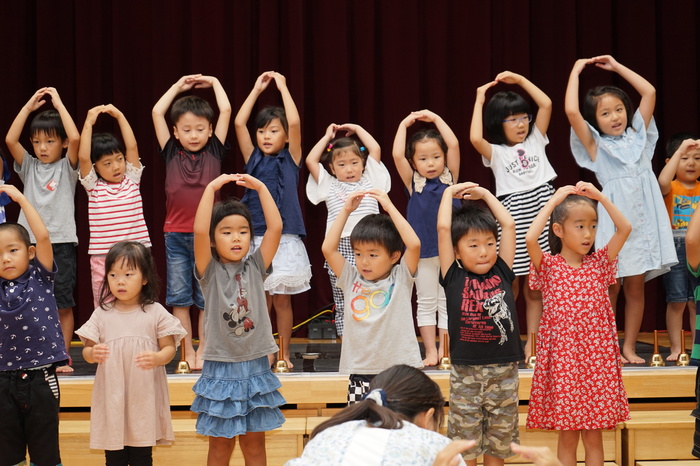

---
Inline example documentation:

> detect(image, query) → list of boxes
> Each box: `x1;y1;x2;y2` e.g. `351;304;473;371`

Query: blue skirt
191;356;286;438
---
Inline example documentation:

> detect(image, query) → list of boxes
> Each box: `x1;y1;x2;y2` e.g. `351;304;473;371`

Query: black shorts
53;242;77;309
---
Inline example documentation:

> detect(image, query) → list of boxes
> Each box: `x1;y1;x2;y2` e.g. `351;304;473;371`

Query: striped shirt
80;162;151;255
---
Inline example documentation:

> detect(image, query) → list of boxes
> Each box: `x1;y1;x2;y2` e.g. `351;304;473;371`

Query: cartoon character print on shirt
505;147;541;177
222;273;255;337
460;274;514;345
348;280;395;321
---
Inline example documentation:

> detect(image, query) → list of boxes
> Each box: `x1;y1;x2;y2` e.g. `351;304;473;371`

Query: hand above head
42;87;66;109
101;104;123;119
253;71;275;93
411;109;439;123
590;54;620;71
336;123;359;137
0;184;24;203
84;105;106;127
365;189;393;209
551;185;578;204
571;57;595;75
575;181;603;201
343;191;368;213
174;74;203;92
24;88;50;112
324;123;339;140
400;112;421;129
495;71;523;85
475;80;498;104
233;173;266;191
270;71;288;90
207;173;241;192
449;181;480;199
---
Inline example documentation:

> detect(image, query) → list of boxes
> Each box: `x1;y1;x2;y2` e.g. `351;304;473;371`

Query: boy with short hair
437;182;524;466
659;134;700;361
0;184;69;466
5;87;80;373
322;189;423;403
152;74;231;370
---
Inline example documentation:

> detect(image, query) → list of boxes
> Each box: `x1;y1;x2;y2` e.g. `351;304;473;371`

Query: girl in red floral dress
524;182;632;466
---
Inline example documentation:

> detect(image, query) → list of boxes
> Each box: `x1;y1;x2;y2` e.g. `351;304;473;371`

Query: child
5;87;80;373
0;184;69;465
525;182;632;466
79;104;152;309
437;182;523;466
152;74;231;371
658;135;700;360
470;71;557;359
191;173;286;466
234;71;311;368
76;241;186;465
306;122;390;337
393;109;460;366
565;55;677;364
322;190;423;403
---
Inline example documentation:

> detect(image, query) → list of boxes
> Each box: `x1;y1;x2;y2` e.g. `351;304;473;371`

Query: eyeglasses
502;115;533;127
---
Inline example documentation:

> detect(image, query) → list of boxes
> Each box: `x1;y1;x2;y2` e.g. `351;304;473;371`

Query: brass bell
273;359;290;373
175;359;192;374
649;330;665;367
437;334;452;370
677;330;690;366
526;333;536;369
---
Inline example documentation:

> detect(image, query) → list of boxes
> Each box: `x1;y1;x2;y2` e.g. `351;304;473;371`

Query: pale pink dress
76;303;187;450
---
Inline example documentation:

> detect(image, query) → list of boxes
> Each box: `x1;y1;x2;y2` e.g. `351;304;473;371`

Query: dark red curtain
1;0;699;334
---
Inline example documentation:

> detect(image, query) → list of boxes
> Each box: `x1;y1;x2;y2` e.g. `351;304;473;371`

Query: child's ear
27;245;36;260
208;123;213;138
453;246;461;260
552;222;564;239
61;138;69;149
664;157;670;164
390;251;401;264
173;126;180;140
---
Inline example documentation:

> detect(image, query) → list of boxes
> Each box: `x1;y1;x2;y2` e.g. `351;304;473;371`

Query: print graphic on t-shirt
671;194;700;230
505;148;540;177
349;281;395;321
460;275;513;345
223;273;255;336
45;179;58;191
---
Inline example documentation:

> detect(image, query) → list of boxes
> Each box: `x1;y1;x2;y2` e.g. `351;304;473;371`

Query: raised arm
369;189;421;275
593;55;656;128
337;123;381;164
526;185;576;270
565;58;598;160
193;75;232;143
414;110;460;180
1;185;52;270
5;88;51;166
306;124;337;182
152;74;202;149
469;81;498;161
103;105;140;168
437;184;462;276
44;88;80;169
272;72;302;165
322;191;365;278
234;72;274;162
392;113;419;191
687;206;700;270
496;71;552;135
469;185;516;268
659;139;698;196
78;106;104;178
235;174;282;269
576;181;631;261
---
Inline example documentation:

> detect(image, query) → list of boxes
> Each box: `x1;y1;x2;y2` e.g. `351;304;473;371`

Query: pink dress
76;303;186;450
526;247;630;430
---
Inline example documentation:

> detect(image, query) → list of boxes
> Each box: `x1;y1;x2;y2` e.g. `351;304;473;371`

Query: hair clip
326;143;334;152
360;146;366;152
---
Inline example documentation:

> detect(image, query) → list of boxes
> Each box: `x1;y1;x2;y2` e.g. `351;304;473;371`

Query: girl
525;183;632;466
79;104;152;309
286;365;466;465
470;71;557;359
234;71;311;369
392;109;460;366
192;173;286;466
76;241;186;465
565;55;676;364
306;122;391;337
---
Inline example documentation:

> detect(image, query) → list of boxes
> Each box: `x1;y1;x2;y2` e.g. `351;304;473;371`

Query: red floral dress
526;246;630;430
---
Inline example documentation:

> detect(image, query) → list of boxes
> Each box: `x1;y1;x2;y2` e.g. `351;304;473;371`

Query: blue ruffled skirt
191;356;286;437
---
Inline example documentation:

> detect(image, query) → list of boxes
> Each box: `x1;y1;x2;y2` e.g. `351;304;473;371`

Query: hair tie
360;146;366;152
326;143;334;152
362;388;387;407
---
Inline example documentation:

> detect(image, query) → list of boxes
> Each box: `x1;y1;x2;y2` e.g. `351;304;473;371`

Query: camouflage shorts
448;362;519;459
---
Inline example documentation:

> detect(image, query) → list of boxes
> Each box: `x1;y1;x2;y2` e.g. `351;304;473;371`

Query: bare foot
56;364;74;374
622;350;645;364
423;349;439;367
282;354;294;369
620;354;628;365
194;355;204;371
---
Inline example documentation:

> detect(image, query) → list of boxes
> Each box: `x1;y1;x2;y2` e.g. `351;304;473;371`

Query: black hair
170;95;214;124
0;223;32;247
484;91;533;145
450;201;499;246
666;132;697;158
581;86;634;134
90;133;124;164
210;199;255;261
548;194;597;255
320;137;367;174
406;129;448;162
310;365;445;439
350;214;404;256
255;106;289;134
29;110;67;142
99;241;160;310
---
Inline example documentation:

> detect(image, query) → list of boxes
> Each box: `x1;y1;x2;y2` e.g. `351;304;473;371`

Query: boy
152;74;231;370
5;87;80;373
437;182;523;466
0;184;69;465
659;134;700;361
322;189;422;403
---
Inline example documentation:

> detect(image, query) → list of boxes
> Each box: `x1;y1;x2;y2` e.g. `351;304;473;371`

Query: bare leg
195;307;205;370
173;306;196;369
420;325;438;366
483;454;505;466
239;431;267;466
622;274;646;364
56;307;74;373
580;429;604;466
558;430;580;466
522;275;543;360
207;436;236;466
608;281;627;363
272;294;294;369
666;301;687;361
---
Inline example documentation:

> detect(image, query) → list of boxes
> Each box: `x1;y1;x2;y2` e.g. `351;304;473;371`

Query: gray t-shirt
196;249;278;362
337;257;423;374
15;153;78;244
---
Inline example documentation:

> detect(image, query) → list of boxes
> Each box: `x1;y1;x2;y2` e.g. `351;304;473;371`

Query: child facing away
306;122;390;337
5;87;80;373
565;55;677;364
79;104;152;310
525;183;632;466
0;185;70;466
393;109;460;366
470;71;557;360
437;182;524;466
658;135;700;360
191;173;286;466
152;74;231;371
76;241;186;465
234;71;312;368
322;190;423;403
